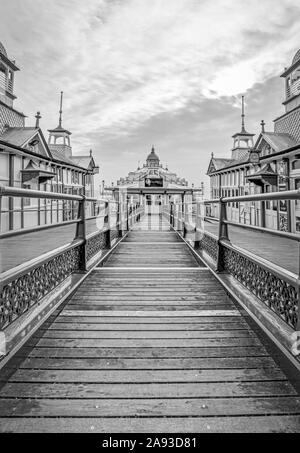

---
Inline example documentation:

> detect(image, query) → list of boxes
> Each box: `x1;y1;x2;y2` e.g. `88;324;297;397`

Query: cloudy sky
1;0;300;192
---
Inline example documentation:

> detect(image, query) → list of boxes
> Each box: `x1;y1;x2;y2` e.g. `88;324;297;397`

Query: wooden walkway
0;215;299;432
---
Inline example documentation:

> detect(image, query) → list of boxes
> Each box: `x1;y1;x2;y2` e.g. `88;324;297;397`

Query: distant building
111;146;193;206
207;48;300;233
0;41;99;232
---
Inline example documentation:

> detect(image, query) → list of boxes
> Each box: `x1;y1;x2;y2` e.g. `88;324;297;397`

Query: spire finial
241;95;246;133
260;120;265;133
90;149;93;157
151;145;155;152
211;152;214;158
59;91;63;127
35;111;41;128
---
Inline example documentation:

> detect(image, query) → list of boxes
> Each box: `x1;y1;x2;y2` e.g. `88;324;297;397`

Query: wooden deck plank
62;305;235;311
5;368;286;383
1;397;299;417
0;381;295;399
16;356;277;370
0;416;299;433
49;316;246;323
60;310;241;317
18;346;270;358
70;295;229;301
42;321;250;330
36;330;255;339
28;337;262;348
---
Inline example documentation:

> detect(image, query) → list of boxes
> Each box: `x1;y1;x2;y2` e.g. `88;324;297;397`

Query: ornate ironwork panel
0;246;81;330
222;247;298;329
86;231;107;262
200;233;218;262
110;228;119;243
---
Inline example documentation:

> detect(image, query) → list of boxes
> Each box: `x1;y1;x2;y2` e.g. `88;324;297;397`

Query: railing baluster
75;196;87;271
104;201;111;249
194;202;202;248
217;198;229;272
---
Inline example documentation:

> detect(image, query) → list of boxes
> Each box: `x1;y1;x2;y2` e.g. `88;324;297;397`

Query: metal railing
163;189;300;331
0;185;144;331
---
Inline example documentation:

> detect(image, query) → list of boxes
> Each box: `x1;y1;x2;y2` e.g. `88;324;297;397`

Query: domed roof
147;146;159;161
292;48;300;66
0;41;7;57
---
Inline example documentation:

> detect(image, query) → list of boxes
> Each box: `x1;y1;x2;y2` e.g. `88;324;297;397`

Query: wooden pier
0;215;299;432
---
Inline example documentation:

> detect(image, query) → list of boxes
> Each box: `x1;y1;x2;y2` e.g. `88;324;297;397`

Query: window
265;185;277;211
240;169;244;186
73;172;79;184
0;64;6;93
23;184;31;207
291;68;300;83
295;179;300;207
292;160;300;170
8;70;13;91
57;168;63;182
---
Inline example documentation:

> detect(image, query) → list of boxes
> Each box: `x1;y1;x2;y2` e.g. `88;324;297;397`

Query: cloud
0;0;299;187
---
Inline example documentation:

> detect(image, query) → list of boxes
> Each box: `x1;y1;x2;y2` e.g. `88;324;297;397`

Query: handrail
206;188;300;204
0;238;84;286
0;184;83;201
0;218;81;239
223;220;300;242
0;184;100;204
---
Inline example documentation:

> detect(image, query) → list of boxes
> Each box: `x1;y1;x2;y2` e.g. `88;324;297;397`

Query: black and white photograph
0;0;300;437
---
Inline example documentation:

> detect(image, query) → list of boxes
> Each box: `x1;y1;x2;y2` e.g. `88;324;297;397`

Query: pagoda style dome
292;48;300;66
0;41;7;57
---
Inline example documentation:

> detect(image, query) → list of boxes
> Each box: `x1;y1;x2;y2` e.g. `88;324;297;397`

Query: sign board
145;177;163;187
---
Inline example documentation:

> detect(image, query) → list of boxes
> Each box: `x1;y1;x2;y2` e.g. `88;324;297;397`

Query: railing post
117;200;122;237
194;202;201;248
217;198;229;272
298;251;300;332
170;202;174;226
0;184;4;233
173;204;178;230
104;201;111;248
297;280;300;332
133;203;135;224
76;196;87;271
126;200;130;231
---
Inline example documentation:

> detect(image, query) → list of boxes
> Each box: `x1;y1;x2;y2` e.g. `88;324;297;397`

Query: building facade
0;42;99;233
207;48;300;233
111;146;192;205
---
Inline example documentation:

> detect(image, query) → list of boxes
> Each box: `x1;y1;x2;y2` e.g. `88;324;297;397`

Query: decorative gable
257;138;273;155
23;130;51;158
207;159;216;174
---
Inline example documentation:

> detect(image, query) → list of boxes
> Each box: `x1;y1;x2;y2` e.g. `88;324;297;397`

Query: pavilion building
0;41;99;233
109;146;196;207
207;48;300;233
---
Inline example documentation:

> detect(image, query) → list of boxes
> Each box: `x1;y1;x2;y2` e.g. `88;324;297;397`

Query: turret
48;91;72;158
